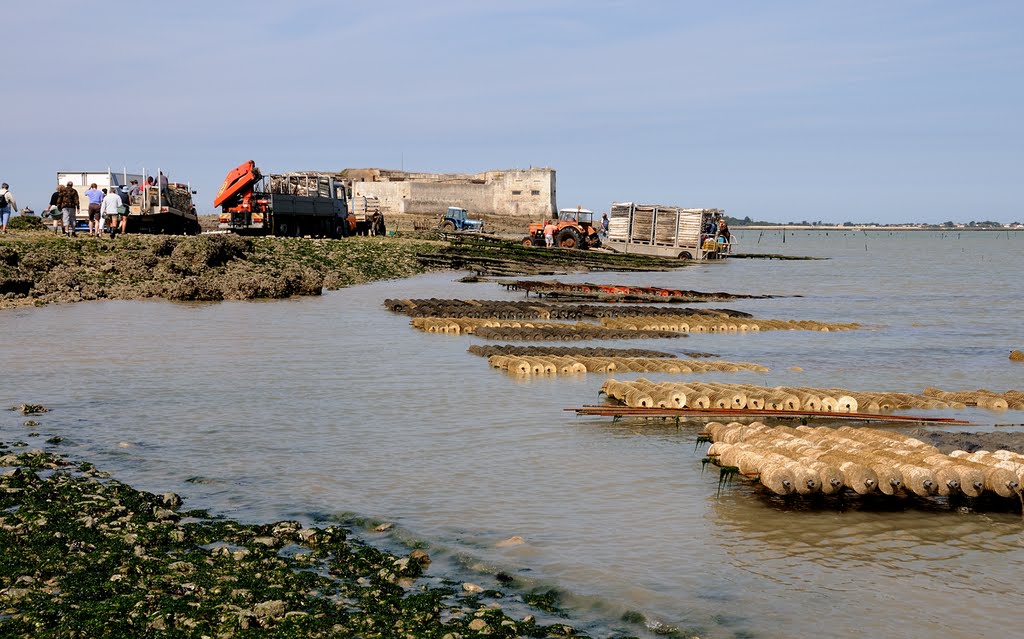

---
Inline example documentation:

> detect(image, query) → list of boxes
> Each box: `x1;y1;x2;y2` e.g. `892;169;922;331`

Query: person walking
84;183;103;236
601;213;609;239
117;184;131;235
46;186;63;234
0;182;17;234
58;181;79;236
101;186;122;239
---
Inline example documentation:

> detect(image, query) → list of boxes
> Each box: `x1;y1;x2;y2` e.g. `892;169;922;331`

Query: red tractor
523;207;602;249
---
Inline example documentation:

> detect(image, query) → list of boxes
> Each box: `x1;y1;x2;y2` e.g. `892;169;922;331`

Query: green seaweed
0;446;592;639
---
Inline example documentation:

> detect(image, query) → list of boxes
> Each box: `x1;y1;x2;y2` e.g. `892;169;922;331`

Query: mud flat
0;442;590;639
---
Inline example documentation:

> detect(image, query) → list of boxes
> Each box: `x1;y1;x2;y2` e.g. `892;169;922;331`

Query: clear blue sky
6;1;1022;223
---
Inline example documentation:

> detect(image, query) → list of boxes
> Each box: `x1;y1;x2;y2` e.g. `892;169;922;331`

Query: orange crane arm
213;160;262;209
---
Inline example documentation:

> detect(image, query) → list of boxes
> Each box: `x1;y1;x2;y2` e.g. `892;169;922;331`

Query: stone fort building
342;167;556;219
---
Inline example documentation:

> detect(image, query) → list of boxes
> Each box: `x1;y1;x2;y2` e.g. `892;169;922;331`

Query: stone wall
346;168;556;219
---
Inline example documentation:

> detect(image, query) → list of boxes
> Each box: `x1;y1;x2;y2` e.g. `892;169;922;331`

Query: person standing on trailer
85;183;103;236
158;171;170;203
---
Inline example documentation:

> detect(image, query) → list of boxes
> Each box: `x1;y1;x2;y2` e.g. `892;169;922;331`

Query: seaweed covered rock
219;264;324;300
0;447;589;639
0;245;18;266
169;234;252;275
6;216;44;231
165;275;225;301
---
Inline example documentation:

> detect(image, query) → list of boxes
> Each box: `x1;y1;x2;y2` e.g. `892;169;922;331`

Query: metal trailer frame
264;173;350;237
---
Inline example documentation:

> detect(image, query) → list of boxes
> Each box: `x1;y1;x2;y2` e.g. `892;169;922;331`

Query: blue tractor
438;206;484;232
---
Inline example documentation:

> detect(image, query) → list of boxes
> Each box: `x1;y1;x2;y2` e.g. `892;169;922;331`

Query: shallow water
3;230;1024;638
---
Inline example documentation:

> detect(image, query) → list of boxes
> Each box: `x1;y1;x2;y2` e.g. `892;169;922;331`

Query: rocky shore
0;439;594;639
0;231;441;309
0;229;698;309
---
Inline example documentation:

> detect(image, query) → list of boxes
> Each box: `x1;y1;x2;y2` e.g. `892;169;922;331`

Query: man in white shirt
101;187;123;239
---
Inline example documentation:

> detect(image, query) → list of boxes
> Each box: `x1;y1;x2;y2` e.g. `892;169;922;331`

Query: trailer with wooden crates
604;203;729;260
349;194;384;235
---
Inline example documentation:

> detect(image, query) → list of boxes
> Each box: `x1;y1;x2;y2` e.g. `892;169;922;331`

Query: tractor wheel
556;227;581;249
442;221;456;232
521;236;535;248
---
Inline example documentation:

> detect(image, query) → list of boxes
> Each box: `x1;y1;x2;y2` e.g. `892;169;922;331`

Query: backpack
0;192;7;208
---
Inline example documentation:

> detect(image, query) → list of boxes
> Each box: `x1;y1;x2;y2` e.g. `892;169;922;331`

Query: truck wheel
441;221;456;232
293;223;302;238
678;251;693;260
556;228;581;249
275;221;288;237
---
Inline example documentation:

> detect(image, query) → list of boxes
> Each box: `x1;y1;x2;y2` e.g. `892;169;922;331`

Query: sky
4;0;1022;223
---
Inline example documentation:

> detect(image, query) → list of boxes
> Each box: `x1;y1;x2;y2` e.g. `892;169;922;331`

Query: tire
588;234;601;249
275;221;289;237
442;221;456;232
678;251;693;260
521;236;535;248
293;222;302;238
556;228;581;249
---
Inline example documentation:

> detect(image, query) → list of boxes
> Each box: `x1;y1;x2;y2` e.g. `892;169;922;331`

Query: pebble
410;549;431;565
462;582;484;594
495;535;525;547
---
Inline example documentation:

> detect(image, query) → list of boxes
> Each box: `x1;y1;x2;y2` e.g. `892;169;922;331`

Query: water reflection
2;232;1024;639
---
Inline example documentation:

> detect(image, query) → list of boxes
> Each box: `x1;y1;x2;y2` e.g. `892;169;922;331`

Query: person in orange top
543;220;557;247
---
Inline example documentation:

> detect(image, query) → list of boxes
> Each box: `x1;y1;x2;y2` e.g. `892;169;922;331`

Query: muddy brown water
2;230;1023;638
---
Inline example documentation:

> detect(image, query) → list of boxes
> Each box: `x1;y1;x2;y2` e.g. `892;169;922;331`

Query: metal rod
568;406;971;424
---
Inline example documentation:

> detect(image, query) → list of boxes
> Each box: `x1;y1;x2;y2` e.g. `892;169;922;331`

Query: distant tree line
727;216;1020;228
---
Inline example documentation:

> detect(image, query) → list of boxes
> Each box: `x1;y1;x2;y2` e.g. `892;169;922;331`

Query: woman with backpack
0;182;17;234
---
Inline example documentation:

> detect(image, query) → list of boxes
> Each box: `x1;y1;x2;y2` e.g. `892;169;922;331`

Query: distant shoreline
734;225;1023;232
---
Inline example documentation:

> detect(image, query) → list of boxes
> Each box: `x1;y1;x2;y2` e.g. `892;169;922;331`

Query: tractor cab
558;207;594;226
